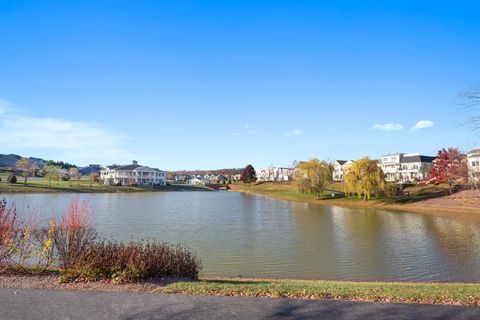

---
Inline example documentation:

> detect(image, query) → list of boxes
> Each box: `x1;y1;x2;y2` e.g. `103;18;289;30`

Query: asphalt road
0;288;479;320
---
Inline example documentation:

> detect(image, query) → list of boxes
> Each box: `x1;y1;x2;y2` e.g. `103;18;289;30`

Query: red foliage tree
429;148;468;193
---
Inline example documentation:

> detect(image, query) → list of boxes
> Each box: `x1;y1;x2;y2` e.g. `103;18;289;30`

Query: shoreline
229;184;480;215
0;184;212;195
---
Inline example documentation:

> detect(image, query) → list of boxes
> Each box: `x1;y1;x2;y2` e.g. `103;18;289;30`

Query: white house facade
100;161;166;186
256;167;294;182
332;160;348;181
186;177;205;186
379;153;435;183
467;148;480;184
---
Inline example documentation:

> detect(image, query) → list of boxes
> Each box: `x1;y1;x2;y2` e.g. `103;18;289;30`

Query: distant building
186;177;205;186
79;164;103;176
379;153;435;183
332;160;348;182
467;148;480;184
174;175;188;184
100;161;166;186
256;167;294;182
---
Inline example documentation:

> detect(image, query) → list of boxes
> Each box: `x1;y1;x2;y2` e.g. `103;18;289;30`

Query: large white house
467;148;480;184
256;167;294;182
100;161;166;186
379;153;435;183
332;160;355;182
333;160;348;181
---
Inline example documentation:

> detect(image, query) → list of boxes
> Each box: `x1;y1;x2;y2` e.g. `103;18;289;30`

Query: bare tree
461;86;480;130
15;158;38;185
69;167;81;186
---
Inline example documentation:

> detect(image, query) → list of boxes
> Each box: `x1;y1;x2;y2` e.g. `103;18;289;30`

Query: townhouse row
333;149;480;184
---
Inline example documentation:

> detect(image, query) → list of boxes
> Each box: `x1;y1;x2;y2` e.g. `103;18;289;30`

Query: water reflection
3;192;480;281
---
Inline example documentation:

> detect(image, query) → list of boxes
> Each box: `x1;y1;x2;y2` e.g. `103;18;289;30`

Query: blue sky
0;0;479;170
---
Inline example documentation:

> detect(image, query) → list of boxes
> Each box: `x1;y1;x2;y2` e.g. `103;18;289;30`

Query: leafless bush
77;240;201;282
52;199;96;270
0;199;19;271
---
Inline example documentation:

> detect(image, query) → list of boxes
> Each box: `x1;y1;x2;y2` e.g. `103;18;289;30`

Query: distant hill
0;154;77;169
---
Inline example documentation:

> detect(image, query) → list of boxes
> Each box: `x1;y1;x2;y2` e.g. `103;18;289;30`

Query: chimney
132;160;138;166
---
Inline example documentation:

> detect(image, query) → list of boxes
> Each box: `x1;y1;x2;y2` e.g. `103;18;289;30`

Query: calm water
4;192;480;282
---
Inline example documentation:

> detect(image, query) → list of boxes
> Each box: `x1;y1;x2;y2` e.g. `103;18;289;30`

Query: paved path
0;288;479;320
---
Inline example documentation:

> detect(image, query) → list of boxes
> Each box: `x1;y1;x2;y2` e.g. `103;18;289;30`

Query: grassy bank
156;277;480;306
0;273;479;306
230;182;480;215
0;175;210;194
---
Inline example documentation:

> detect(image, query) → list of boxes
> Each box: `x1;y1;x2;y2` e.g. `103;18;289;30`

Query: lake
3;191;480;282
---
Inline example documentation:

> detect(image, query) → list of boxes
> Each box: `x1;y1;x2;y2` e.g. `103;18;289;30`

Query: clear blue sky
0;0;479;170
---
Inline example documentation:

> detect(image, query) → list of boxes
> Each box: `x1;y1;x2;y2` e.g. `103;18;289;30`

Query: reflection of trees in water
289;205;405;280
289;204;480;281
289;203;344;278
420;213;480;279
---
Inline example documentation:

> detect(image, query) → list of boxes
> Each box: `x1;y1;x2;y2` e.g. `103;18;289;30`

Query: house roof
115;164;141;170
105;165;120;169
468;148;480;155
401;155;436;164
335;160;348;165
79;167;100;175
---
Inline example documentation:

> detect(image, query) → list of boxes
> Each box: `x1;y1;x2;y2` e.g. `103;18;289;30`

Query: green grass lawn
156;277;480;306
230;181;452;204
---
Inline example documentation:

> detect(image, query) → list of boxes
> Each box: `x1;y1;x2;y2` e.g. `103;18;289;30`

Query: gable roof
335;160;348;165
401;155;436;164
115;164;141;171
105;165;122;170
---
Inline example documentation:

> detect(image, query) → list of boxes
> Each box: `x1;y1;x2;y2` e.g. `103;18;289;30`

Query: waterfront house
332;160;348;181
100;161;166;186
467;148;480;184
256;167;294;182
379;153;435;183
186;177;205;186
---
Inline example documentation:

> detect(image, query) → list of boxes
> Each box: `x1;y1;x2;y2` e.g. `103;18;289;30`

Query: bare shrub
52;199;96;270
0;199;19;271
77;240;201;282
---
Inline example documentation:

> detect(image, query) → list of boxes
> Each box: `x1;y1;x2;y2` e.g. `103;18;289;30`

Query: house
0;154;19;168
399;154;436;183
379;153;435;183
79;164;103;176
332;160;349;181
256;167;294;182
186;177;205;186
379;154;403;182
174;175;188;184
467;148;480;184
100;161;166;186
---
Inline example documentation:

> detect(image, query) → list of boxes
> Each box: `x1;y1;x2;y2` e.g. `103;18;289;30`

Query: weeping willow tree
344;157;386;200
294;159;332;197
